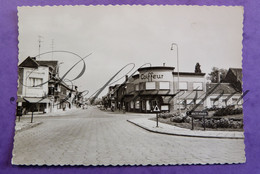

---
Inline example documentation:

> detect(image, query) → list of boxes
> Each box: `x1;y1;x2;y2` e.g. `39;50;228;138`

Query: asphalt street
12;106;245;166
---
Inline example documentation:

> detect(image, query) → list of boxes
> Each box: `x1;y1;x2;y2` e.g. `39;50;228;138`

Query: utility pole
38;36;43;58
51;39;54;60
171;43;181;115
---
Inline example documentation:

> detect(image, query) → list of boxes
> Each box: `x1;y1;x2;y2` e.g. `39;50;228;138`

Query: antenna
38;36;43;58
51;39;54;60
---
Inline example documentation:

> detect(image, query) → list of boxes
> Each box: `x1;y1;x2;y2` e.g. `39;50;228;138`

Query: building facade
17;56;78;115
103;66;207;113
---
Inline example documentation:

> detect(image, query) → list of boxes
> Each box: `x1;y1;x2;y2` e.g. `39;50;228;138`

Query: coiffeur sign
139;71;172;82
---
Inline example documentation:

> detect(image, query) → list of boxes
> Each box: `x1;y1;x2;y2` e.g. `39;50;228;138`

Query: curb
16;122;43;133
127;120;244;139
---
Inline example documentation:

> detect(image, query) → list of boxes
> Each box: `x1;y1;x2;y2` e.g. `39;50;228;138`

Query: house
17;56;76;114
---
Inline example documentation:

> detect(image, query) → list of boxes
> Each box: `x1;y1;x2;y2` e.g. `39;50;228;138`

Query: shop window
159;82;170;90
179;82;188;90
130;101;134;109
193;82;203;90
135;101;140;109
142;100;146;110
146;100;151;110
135;84;139;91
145;82;156;90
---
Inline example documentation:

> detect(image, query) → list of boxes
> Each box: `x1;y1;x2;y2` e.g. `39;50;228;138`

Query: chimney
163;63;165;66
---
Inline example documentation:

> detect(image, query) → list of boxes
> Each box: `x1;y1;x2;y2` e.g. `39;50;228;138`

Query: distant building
205;83;242;109
222;68;242;92
205;68;243;109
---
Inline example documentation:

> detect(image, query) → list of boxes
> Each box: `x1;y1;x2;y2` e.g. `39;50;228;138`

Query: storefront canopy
24;97;51;103
17;96;25;103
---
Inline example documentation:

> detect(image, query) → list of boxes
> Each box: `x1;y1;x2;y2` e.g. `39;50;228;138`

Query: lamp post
171;43;181;115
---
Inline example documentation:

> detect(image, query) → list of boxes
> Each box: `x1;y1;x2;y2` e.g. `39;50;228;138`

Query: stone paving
12;106;246;166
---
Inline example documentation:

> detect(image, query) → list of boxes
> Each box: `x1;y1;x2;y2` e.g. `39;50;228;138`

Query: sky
18;5;244;97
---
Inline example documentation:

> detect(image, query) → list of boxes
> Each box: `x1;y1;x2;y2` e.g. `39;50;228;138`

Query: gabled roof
19;57;39;68
206;83;239;94
19;57;59;72
230;68;242;83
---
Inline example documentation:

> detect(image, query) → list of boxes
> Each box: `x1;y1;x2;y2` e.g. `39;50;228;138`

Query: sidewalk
22;107;81;118
15;120;42;132
127;118;244;139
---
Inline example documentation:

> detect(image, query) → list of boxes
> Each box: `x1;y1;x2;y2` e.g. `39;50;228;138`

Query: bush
218;118;230;128
170;116;184;123
213;107;243;116
184;116;192;123
158;113;173;119
201;118;243;129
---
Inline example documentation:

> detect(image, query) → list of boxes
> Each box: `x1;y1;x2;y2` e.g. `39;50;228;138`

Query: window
159;82;170;90
29;78;43;87
135;84;139;91
130;101;134;109
196;99;203;105
142;100;146;110
146;100;151;110
139;83;145;90
221;98;227;107
135;101;140;109
176;99;185;109
193;82;203;90
210;98;219;106
186;99;194;105
179;82;188;90
145;82;156;90
232;98;238;104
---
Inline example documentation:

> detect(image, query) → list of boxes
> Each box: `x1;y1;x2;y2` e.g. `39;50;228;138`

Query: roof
19;57;39;68
131;74;139;79
230;68;242;83
19;57;59;71
206;83;239;94
173;72;206;76
36;60;58;70
138;66;175;72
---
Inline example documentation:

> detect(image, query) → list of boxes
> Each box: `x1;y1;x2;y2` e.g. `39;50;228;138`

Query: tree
195;62;202;73
207;67;228;83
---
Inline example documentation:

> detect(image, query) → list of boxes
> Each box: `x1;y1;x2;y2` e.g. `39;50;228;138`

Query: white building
18;57;52;113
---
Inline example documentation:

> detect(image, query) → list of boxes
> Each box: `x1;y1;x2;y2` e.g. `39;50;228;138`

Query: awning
17;96;25;103
24;97;51;103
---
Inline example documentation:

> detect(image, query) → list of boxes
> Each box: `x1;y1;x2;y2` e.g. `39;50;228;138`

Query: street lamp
171;43;181;115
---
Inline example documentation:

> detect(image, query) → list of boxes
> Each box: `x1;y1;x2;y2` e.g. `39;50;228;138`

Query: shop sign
140;72;164;81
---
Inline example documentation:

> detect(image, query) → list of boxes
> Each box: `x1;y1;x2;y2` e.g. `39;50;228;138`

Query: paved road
12;106;245;166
